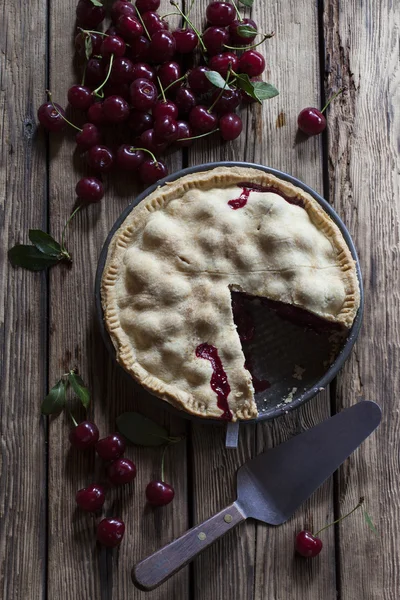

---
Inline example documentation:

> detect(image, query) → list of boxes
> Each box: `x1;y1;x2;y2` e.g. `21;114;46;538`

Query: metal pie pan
95;161;364;428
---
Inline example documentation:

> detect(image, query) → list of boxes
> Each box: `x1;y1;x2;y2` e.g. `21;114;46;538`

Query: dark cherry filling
195;343;232;421
259;297;344;332
228;182;305;210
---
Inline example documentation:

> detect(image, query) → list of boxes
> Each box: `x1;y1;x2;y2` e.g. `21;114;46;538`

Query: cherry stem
93;54;114;97
208;69;232;113
135;8;151;41
131;146;158;165
160;444;169;482
161;11;180;19
157;76;166;103
69;412;79;428
177;128;219;142
232;1;243;22
79;28;108;37
61;205;81;256
313;497;365;537
45;90;82;133
162;72;188;96
170;1;206;51
224;31;275;51
321;87;346;114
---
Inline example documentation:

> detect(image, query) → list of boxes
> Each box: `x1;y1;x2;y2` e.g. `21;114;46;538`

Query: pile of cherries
37;0;270;203
71;419;175;548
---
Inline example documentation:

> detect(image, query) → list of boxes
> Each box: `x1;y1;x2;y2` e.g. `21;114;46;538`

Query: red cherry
37;102;66;132
101;35;126;58
128;110;154;134
206;1;235;27
157;61;181;95
189;105;217;134
76;484;105;512
211;88;240;114
145;481;175;506
202;26;229;55
117;15;143;40
75;31;103;58
154;115;179;143
175;87;197;116
209;52;238;78
138;159;168;184
187;66;213;95
96;433;126;460
173;27;198;53
97;518;125;547
129;78;158;110
139;128;168;154
115;145;145;170
149;30;176;63
76;177;104;203
152;100;178;120
102;95;130;123
141;11;165;36
107;457;137;485
111;0;136;23
87;145;114;172
175;121;193;146
219;112;242;140
297;107;327;136
87;102;106;125
75;123;102;150
76;0;105;28
295;531;323;557
85;58;104;86
110;57;135;84
228;18;257;44
128;35;150;61
69;421;99;449
238;50;265;77
136;0;160;11
130;62;156;81
67;85;93;110
105;25;120;36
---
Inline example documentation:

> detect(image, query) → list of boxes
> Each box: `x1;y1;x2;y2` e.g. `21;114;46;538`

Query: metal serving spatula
132;401;381;591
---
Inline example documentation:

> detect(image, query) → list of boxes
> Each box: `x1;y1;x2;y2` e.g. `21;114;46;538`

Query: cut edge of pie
101;166;360;421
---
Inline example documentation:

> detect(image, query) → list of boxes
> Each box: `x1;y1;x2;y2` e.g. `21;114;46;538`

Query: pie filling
229;182;305;210
195;343;232;421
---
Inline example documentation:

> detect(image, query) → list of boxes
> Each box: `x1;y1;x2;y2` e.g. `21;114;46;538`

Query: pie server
132;400;381;591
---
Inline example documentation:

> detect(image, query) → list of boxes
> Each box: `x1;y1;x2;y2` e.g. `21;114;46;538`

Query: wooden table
1;0;399;598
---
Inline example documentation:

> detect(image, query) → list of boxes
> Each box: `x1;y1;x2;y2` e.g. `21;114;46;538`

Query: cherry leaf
205;70;231;90
235;73;279;103
29;229;63;257
41;379;67;415
8;245;61;271
238;0;254;6
84;35;93;60
90;0;103;6
236;24;258;38
68;371;90;410
364;510;378;535
116;412;170;446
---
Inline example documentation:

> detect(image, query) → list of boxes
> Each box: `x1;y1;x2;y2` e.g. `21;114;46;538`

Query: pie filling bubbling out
228;182;306;210
195;343;233;421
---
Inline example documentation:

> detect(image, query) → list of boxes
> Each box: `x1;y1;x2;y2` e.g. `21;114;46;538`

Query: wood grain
0;0;48;597
324;1;400;598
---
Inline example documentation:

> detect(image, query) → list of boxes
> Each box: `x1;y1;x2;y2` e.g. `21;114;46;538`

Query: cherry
202;26;229;55
76;484;106;512
219;112;242;140
209;52;238;78
69;421;99;449
175;120;193;146
139;128;167;154
75;31;103;58
130;78;158;110
187;66;213;95
102;95;130;123
295;531;323;557
106;25;120;36
128;110;154;134
76;0;105;28
67;85;93;110
128;35;150;61
145;481;175;506
117;15;143;40
107;457;137;485
189;105;217;134
297;108;326;136
136;0;160;11
96;432;126;460
238;50;265;77
154;115;179;143
110;57;135;84
87;145;114;172
116;145;145;170
149;30;176;63
175;87;197;116
157;61;181;94
139;158;168;184
229;18;257;44
173;28;198;53
75;122;102;150
76;177;104;203
101;35;126;58
37;102;66;132
85;58;104;86
111;0;136;23
206;1;235;27
152;100;178;120
87;102;106;125
97;518;125;548
141;11;165;36
130;62;156;82
211;88;240;114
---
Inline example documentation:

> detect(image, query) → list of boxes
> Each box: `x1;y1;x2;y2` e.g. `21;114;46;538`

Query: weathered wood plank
0;0;48;597
324;1;400;598
46;1;189;598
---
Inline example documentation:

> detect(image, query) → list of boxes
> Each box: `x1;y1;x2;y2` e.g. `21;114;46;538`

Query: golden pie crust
101;167;360;421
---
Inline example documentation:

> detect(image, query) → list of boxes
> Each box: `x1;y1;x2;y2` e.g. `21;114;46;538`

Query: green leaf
41;379;67;415
29;230;63;257
236;24;258;38
90;0;103;6
205;70;231;90
235;73;279;103
8;245;61;271
84;34;93;60
364;510;378;535
68;371;90;410
238;0;254;7
116;412;170;446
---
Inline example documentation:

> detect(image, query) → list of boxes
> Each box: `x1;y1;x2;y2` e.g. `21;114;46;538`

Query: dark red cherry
138;159;168;184
209;51;238;78
135;0;160;11
175;87;197;116
68;85;93;110
117;15;143;40
102;95;130;123
219;112;242;140
74;31;103;58
105;25;120;36
87;145;114;172
85;58;104;86
206;1;235;27
130;62;156;81
37;102;66;132
175;120;193;146
76;484;105;512
211;88;240;114
154;115;179;143
149;30;176;63
76;0;105;28
87;102;106;125
75;122;102;150
101;35;126;58
238;50;265;77
130;77;158;110
110;57;135;84
297;108;326;136
96;432;126;460
187;66;213;95
128;110;154;134
189;105;217;134
111;0;136;23
145;480;175;506
202;26;229;55
152;100;178;120
141;11;165;36
107;457;137;485
97;518;125;547
295;531;323;557
228;18;257;44
173;27;198;53
139;128;167;154
69;421;99;449
75;177;104;203
128;35;150;61
158;61;181;94
116;145;146;170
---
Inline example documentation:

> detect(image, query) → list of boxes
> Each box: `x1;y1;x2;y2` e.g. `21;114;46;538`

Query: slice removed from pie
101;167;360;422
